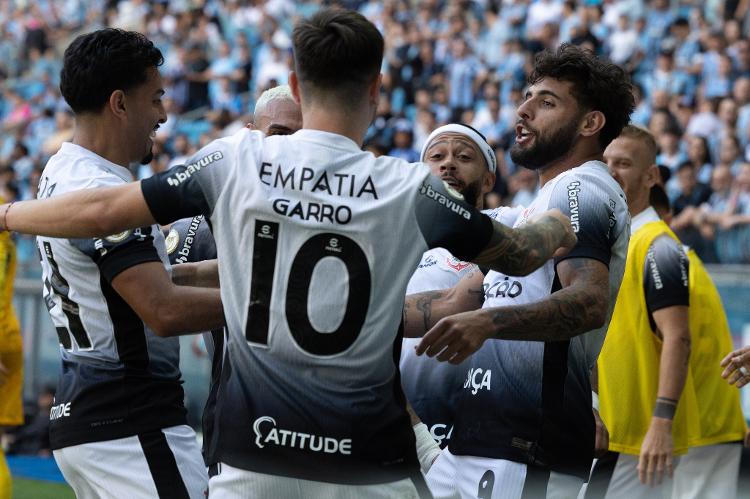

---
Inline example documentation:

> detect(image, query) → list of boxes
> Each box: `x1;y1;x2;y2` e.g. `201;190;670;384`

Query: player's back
196;129;434;483
37;143;186;450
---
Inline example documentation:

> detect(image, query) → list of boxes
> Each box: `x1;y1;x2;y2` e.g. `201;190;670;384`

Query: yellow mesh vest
685;248;747;446
598;220;699;455
0;197;22;352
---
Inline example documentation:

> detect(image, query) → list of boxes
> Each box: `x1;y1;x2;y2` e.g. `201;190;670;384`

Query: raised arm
414;175;576;278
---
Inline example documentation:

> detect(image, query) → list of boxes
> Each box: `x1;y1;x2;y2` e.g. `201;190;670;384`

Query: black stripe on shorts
584;451;619;499
521;465;551;499
138;430;190;499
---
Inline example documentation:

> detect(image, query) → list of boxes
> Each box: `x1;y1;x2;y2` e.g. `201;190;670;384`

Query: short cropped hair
292;8;384;104
60;29;164;114
529;44;634;149
618;125;657;163
254;85;295;116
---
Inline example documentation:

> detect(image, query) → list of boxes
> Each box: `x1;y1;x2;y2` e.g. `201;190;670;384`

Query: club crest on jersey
446;256;471;272
253;416;352;455
104;230;131;243
165;229;180;254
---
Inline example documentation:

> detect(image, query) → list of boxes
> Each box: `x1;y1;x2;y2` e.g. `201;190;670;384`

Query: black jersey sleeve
548;174;618;267
167;216;217;264
141;143;232;225
414;174;494;262
69;226;162;282
643;235;690;312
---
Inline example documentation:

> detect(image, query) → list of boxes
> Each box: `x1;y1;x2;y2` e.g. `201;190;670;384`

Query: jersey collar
631;206;660;232
291;129;362;152
59;142;134;182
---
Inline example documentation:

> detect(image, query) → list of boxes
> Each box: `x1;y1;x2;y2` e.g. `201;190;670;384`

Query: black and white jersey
399;206;522;449
165;216;223;467
140;128;496;485
36;143;187;450
448;161;630;479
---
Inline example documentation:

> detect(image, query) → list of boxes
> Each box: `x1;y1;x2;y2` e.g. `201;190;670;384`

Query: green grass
12;477;75;499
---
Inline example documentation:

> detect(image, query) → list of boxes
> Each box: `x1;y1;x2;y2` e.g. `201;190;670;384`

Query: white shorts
54;425;208;499
208;462;430;499
426;448;585;499
673;443;741;499
582;452;678;499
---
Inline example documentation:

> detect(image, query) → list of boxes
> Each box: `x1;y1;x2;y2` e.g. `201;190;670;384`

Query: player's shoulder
560;160;624;196
43;143;132;192
482;205;524;227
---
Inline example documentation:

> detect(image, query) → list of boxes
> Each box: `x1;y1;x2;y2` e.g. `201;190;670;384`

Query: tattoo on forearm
489;259;607;341
481;215;567;276
654;397;677;420
416;291;443;331
680;335;691;366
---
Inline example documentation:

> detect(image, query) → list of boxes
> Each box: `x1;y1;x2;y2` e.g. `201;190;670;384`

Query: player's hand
637;417;673;487
721;347;750;387
415;309;494;364
530;208;577;259
594;409;609;458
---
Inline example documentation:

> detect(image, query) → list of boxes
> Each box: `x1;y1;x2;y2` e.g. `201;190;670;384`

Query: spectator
671;161;714;259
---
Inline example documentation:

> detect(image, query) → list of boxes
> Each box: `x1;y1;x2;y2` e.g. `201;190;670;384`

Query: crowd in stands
3;0;750;271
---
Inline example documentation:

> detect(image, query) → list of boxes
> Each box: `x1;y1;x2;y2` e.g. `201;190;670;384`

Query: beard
140;149;154;165
510;118;580;171
460;178;483;208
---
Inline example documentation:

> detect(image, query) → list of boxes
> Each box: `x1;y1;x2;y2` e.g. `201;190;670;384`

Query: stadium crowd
3;0;750;272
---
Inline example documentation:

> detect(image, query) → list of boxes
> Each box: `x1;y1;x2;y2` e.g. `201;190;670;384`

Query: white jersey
449;161;630;479
36;143;186;450
140;128;498;484
399;207;523;448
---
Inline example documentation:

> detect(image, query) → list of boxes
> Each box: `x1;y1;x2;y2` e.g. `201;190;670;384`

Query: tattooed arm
415;257;609;362
402;269;486;338
471;212;577;277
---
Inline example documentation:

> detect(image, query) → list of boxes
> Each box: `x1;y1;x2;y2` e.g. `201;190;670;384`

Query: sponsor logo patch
104;230;131;243
165;229;180;254
253;416;352;455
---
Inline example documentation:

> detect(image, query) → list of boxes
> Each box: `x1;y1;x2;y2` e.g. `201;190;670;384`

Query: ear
289;71;302;105
369;73;383;106
579;110;606;138
481;171;496;195
108;90;127;120
644;163;659;189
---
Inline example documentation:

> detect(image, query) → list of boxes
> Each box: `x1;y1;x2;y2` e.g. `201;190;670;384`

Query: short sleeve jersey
140;128;496;484
36;143;186;450
449;161;630;479
399;206;523;449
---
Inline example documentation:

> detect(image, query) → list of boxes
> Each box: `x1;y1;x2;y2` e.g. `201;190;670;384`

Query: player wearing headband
403;124;522;468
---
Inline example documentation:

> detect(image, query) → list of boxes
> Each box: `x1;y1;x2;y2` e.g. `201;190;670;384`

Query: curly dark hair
60;29;163;114
528;44;634;150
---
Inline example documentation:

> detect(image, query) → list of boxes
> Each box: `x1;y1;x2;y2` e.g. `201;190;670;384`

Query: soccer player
0;9;575;498
24;29;225;499
165;84;303;470
402;123;522;457
0;196;23;498
595;128;746;499
247;84;303;136
403;44;633;498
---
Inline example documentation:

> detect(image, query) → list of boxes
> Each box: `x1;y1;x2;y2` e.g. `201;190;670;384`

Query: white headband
420;124;497;173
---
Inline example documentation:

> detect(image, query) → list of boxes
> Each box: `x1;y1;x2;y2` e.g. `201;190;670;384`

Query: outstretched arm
1;182;154;237
415;257;609;363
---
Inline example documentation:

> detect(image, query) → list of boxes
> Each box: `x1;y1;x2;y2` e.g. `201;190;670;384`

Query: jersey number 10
246;220;371;356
